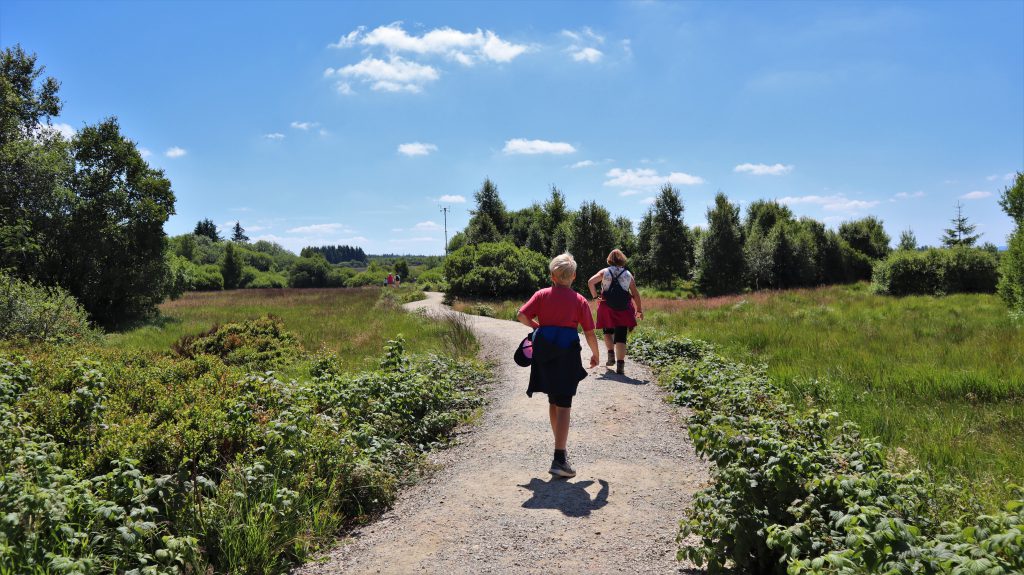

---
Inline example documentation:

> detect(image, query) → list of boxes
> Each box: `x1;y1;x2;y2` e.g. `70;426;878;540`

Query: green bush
416;267;448;292
631;333;1023;575
192;264;224;291
0;270;93;342
999;230;1024;313
171;316;301;371
443;242;548;298
1;331;487;574
246;270;288;289
872;247;998;296
347;268;388;287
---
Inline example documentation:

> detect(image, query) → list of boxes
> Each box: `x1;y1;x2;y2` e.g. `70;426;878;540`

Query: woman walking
587;249;643;375
517;253;600;478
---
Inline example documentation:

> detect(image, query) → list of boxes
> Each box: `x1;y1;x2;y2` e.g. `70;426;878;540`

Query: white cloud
264;133;285;140
328;27;363;48
290;121;319;130
734;163;794;176
438;194;466;203
413;220;442;231
319;128;329;136
503;138;576;155
335;82;355;95
338;23;528;65
50;122;75;139
960;191;992;200
286;223;354;235
139;148;152;158
987;172;1015;182
619;189;641;197
893;191;925;199
621;39;633;58
571;47;603;63
563;27;605;63
778;194;879;212
569;160;596;169
165;147;187;158
398;142;438;156
604;167;704;187
330;55;439;93
641;196;656;205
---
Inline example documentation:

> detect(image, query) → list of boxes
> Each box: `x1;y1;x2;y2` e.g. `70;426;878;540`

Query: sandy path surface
297;292;707;574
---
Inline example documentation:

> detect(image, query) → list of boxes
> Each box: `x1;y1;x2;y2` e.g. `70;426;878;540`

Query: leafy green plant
0;270;93;343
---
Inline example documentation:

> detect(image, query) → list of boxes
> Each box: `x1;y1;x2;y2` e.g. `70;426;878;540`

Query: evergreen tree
469;178;508;237
941;202;981;247
221;242;243;289
466;212;501;244
231;221;248;242
394;258;410;280
898;229;918;251
613;216;637;258
194;218;221;242
645;185;693;288
695;193;746;296
567;201;617;291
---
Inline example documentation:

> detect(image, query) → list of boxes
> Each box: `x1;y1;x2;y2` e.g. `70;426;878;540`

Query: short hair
607;249;627;267
549;253;577;285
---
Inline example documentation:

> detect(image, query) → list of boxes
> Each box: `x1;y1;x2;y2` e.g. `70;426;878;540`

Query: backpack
603;268;631;311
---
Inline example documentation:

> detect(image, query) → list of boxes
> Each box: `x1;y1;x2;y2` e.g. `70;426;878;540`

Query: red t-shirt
519;286;595;331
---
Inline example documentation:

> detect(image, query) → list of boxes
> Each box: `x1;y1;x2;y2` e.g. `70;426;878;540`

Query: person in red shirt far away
517;253;600;478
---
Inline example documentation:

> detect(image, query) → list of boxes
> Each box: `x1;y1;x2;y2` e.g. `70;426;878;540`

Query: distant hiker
587;249;643;376
395;274;401;287
387;273;395;287
517;253;600;478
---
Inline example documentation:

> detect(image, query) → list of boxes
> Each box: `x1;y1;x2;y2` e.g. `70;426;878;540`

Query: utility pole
439;205;450;255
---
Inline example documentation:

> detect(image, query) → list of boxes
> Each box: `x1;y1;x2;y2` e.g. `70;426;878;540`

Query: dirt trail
297;292;707;574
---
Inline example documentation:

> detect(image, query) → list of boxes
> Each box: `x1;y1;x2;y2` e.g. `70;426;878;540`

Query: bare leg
554;406;570;450
615;342;626;361
603;333;614;353
549;403;557;437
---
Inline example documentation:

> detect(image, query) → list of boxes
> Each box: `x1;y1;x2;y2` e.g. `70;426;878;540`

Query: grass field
105;287;456;373
641;283;1023;509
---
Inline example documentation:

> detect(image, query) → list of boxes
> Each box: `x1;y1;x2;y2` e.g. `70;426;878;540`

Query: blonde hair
607;249;627;267
549;253;577;286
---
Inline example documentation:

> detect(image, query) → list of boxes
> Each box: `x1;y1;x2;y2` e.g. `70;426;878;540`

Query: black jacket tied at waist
527;326;588;398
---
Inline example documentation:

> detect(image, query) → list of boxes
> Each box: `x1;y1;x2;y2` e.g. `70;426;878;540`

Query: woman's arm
517;312;539;330
587;269;605;299
629;279;644;320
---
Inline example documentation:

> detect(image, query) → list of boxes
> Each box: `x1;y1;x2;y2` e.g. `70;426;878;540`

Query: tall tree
941;202;981;247
221;241;243;289
62;118;176;326
231;221;249;242
194;218;220;242
469;177;508;237
839;216;891;260
567;201;616;291
612;216;637;258
695;192;746;296
998;172;1024;311
394;258;410;280
466;212;501;244
645;185;693;288
898;229;918;251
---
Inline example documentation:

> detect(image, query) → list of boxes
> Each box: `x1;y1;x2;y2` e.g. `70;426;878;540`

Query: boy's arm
583;329;599;368
517;312;539;330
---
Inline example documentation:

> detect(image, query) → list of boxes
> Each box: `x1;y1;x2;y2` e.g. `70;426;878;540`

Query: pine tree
941;202;981;247
221;242;243;289
567;201;616;291
231;221;249;242
695;193;746;296
998;173;1024;311
194;218;221;241
645;185;692;288
898;229;918;251
470;178;508;236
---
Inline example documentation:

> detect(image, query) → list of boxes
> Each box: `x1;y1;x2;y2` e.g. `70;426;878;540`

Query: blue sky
3;0;1022;255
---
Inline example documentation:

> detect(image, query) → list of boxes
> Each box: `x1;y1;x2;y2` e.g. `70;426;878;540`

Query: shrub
872;247;998;296
443;242;548;298
192;264;224;291
0;270;93;342
631;333;1024;575
246;271;288;289
416;267;448;292
347;268;388;287
999;229;1024;312
171;316;302;370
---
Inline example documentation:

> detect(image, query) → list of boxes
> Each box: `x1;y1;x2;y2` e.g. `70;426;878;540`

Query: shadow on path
595;370;648;386
518;478;610;517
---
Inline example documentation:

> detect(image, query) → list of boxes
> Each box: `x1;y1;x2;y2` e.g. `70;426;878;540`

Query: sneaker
616;360;625;375
549;458;577;478
605;351;615;367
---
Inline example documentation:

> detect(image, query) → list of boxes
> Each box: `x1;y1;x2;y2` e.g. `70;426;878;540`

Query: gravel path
296;292;708;575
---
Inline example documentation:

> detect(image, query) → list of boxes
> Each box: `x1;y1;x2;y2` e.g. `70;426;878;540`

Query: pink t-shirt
519;286;595;331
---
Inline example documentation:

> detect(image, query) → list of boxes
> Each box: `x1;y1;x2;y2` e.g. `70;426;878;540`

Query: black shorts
547;393;573;408
602;326;629;344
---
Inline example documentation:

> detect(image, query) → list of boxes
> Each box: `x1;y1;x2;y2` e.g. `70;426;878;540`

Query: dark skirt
526;326;588;398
